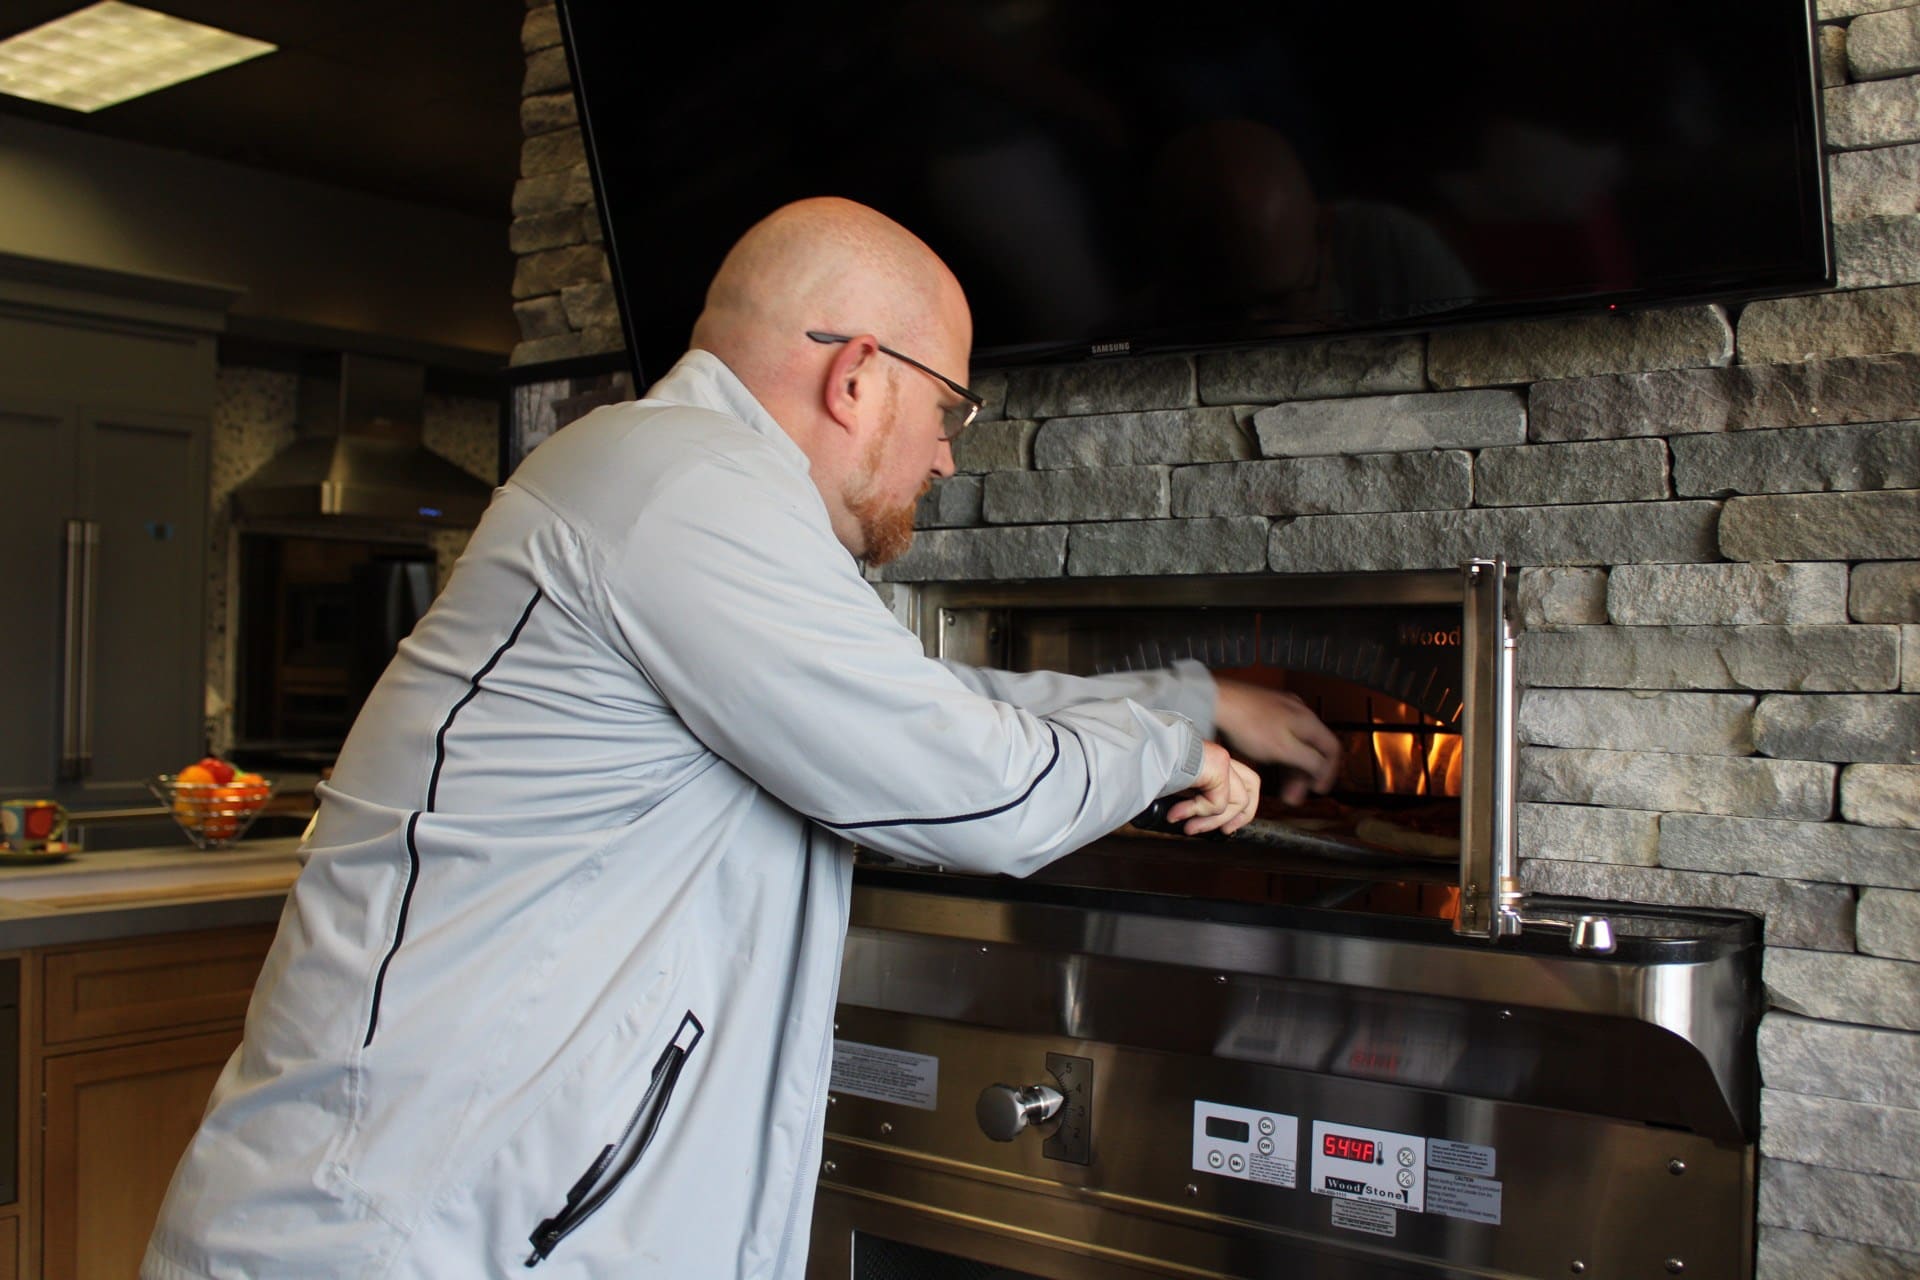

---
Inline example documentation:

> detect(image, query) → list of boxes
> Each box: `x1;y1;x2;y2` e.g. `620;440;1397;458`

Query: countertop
0;837;300;950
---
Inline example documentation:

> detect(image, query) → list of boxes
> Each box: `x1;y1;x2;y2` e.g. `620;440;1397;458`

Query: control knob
975;1083;1064;1141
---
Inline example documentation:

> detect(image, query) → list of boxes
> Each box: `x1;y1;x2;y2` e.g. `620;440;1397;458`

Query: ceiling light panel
0;2;274;113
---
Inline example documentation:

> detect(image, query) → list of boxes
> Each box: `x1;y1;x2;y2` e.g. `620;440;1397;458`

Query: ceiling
0;0;527;220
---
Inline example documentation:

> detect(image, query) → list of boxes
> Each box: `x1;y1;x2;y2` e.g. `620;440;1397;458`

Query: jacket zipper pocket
524;1011;705;1268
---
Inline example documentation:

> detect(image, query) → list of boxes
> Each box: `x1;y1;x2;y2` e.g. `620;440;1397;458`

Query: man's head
689;197;974;565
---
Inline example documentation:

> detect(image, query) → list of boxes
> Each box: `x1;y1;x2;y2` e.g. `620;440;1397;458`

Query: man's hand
1164;741;1261;835
1212;678;1343;806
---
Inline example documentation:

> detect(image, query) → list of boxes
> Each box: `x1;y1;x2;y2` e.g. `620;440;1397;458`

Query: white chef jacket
143;350;1214;1279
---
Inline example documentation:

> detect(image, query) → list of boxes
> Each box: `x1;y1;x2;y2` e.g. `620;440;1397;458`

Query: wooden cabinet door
41;1028;241;1280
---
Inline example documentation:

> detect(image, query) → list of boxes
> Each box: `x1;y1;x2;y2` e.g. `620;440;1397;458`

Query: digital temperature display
1323;1133;1377;1163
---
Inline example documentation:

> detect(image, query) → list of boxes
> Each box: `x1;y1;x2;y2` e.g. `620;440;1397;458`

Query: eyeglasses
806;330;983;442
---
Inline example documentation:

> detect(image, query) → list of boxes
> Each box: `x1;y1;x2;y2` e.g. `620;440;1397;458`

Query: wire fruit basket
148;774;278;850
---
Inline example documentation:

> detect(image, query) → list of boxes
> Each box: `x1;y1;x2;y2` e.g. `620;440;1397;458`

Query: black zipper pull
525;1143;614;1267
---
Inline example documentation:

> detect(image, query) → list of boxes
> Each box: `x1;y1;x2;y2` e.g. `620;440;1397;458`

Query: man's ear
821;335;882;435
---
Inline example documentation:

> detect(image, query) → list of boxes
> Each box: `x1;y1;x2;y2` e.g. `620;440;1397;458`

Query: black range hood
230;352;493;527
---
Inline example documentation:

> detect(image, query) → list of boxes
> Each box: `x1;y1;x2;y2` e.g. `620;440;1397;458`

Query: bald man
143;198;1337;1280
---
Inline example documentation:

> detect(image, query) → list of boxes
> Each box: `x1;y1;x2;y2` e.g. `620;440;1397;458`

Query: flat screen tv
556;0;1830;382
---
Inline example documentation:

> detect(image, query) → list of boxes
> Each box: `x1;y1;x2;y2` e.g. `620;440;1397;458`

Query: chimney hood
230;352;494;526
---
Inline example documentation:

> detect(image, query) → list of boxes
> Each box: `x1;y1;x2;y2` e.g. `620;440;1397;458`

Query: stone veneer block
1762;1090;1920;1181
1761;1011;1920;1108
511;164;594;218
951;419;1035;474
1673;420;1920;496
1851;5;1920;79
1756;693;1920;764
1066;518;1268;577
1518;859;1853;949
1852;562;1920;620
522;4;561;52
510;245;608;300
1519;689;1755;754
1520;745;1836;819
1767;948;1920;1031
513;296;569;342
1908;625;1920;691
1843;764;1920;827
972;370;1008;422
1515;803;1660;865
1759;1226;1920;1280
1268;501;1721;572
523;44;570;95
1822;0;1915;16
1428;304;1732;388
1837;215;1920;289
1831;143;1920;222
509;207;586;255
520;127;585;177
1520;624;1900;691
1860;888;1920;960
1723;489;1920;562
1171;452;1471;517
1033;407;1248;468
1739;283;1920;366
1252;390;1523;457
1760;1160;1920;1255
1662;813;1920;889
1005;356;1193;419
1515;567;1609;626
1194;336;1424;403
560;282;617;331
1530;351;1920;441
915;476;982;529
1608;563;1850;625
1824;24;1852;88
983;467;1168;524
510;333;587;366
875;526;1067;582
1473;439;1669;506
1825;76;1920;149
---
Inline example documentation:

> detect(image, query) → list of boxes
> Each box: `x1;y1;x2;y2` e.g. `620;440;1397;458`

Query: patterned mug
0;799;67;851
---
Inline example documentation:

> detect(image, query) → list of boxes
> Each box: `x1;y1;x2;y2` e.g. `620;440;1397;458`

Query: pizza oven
810;561;1763;1280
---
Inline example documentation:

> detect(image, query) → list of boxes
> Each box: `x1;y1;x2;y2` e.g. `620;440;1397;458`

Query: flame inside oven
1371;723;1464;797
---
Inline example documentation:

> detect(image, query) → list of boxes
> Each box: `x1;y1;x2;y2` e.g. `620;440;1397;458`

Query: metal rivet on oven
1668;1158;1686;1175
822;1160;837;1175
880;1122;893;1135
827;1095;837;1107
1499;1009;1513;1021
1664;1260;1685;1275
1568;1264;1585;1275
1215;974;1228;984
1184;1183;1199;1197
979;945;990;953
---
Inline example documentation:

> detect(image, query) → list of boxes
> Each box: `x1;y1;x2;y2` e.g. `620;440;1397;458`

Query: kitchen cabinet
23;924;273;1279
0;261;232;811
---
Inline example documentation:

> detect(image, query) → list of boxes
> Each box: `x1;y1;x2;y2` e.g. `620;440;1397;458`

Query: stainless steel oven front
809;563;1761;1280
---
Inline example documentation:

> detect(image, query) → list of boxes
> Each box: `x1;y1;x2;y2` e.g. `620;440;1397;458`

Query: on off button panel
1191;1101;1298;1189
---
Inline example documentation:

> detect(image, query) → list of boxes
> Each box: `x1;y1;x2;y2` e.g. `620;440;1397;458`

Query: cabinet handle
60;519;98;780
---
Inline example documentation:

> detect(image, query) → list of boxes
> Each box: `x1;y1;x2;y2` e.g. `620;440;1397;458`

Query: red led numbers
1323;1133;1377;1163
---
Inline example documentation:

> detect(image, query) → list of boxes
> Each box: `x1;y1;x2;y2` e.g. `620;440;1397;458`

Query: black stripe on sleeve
427;588;544;811
821;726;1062;831
365;587;542;1049
363;811;422;1047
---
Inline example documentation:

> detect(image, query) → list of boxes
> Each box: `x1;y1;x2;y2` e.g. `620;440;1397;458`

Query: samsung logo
1090;340;1131;357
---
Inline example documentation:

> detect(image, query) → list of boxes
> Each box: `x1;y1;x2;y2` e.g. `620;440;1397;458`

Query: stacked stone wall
517;3;1920;1272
